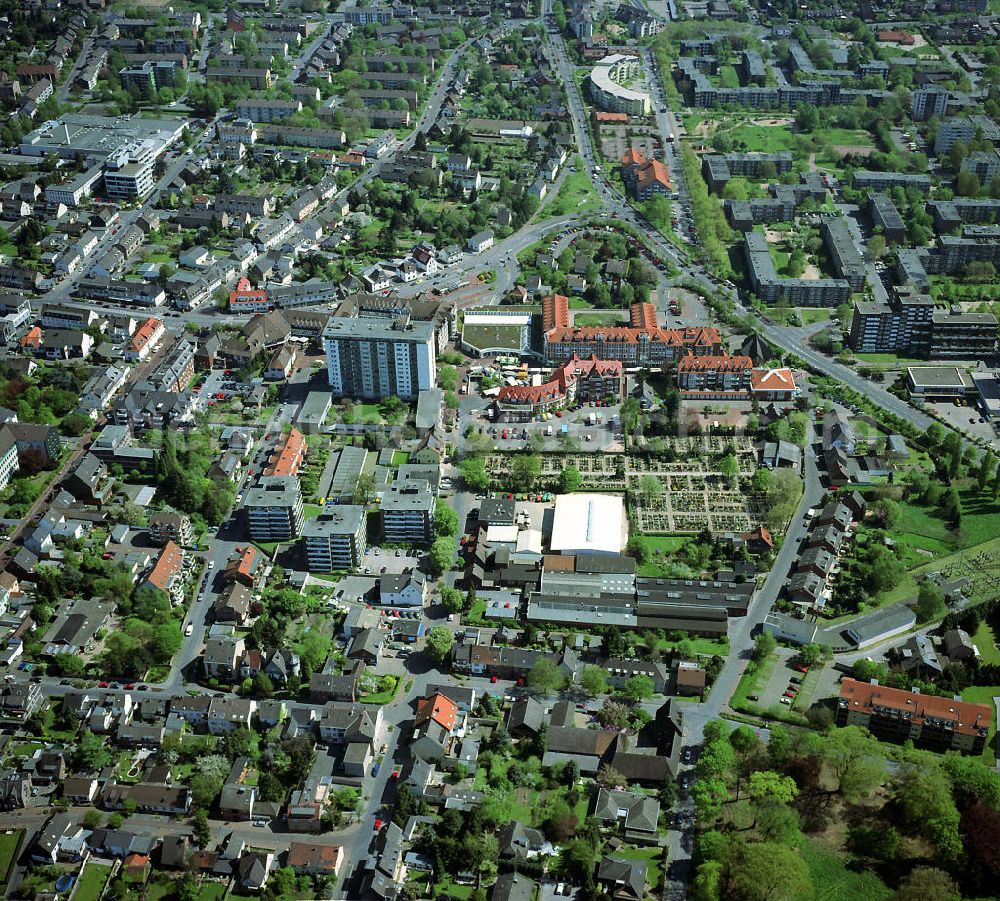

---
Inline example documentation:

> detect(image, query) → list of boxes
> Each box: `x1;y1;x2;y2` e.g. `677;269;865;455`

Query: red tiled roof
415;692;458;732
230;275;267;307
20;327;41;350
595;112;628;124
129;317;163;353
265;428;306;477
498;354;623;405
541;293;570;332
636;158;671;190
622;147;647;167
839;677;991;737
750;367;795;391
146;540;184;592
677;353;752;373
629;302;658;329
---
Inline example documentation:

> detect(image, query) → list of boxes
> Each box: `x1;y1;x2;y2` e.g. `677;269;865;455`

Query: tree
867;233;887;258
733;842;814;901
595;764;628;788
719;453;739;484
459;456;490;491
528;657;565;693
53;653;85;677
752;631;777;662
440;586;464;614
74;730;113;771
797;644;822;667
891;867;959;901
424;626;454;665
823;727;886;802
638;474;664;505
916;580;947;622
748;770;798;804
604;626;628;658
427;537;454;577
559;465;581;493
956;170;981;197
579;664;608;697
509;453;541;492
623;674;655;701
434;504;459;538
193;809;212;849
691;776;728;821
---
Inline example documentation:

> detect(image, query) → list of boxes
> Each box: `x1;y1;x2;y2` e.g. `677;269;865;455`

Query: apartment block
868;193;906;244
838;677;990;754
381;479;435;545
323;312;436;401
822;218;866;290
302;506;367;572
245;476;304;542
743;232;852;307
912;87;949;122
850;170;932;193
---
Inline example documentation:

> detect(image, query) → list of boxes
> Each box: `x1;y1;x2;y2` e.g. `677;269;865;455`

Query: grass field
74;863;113;901
801;839;890;901
798;308;832;325
718;65;740;88
303;504;324;520
961;685;998;762
973;621;1000;665
853;352;926;367
0;831;21;886
575;312;627;326
725;124;798;153
547;162;601;216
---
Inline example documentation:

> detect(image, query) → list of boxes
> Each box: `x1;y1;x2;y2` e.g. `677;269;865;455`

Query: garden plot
484;436;765;534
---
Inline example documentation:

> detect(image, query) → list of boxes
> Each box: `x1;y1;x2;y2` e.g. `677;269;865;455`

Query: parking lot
927;400;999;450
756;648;812;712
360;546;421;577
471;402;625;453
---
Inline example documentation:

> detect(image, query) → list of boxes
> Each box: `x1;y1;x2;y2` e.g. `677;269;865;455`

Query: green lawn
361;674;401;705
725;124;798;153
961;685;999;763
303;504;324;520
391;451;409;466
731;653;775;713
198;882;227;901
547;165;601;217
568;296;594;309
9;742;43;757
800;839;890;901
718;65;740;88
575;312;627;326
74;863;113;901
660;636;729;657
973;621;1000;665
0;831;22;885
853;352;926;367
347;403;384;424
798;308;832;325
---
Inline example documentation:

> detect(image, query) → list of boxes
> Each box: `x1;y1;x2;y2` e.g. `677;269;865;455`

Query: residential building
323;312;436;401
245;476;304;542
302;506;367;572
837;677;990;754
149;512;192;547
142;540;186;602
588;54;651;115
382;479;435;544
912;87;949;121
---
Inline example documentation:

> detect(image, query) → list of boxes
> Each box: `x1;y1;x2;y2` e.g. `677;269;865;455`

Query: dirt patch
832;144;875;157
751;117;794;127
763;228;786;243
801;263;822;280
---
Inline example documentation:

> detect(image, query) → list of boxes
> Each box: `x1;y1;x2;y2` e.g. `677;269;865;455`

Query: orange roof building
621;147;671;200
287;842;344;875
224;545;262;587
229;275;269;313
415;692;459;732
750;367;797;400
20;327;41;351
265;428;306;477
495;353;624;419
125;317;165;361
143;540;185;598
676;353;753;394
544;301;723;367
838;677;990;753
594;111;629;125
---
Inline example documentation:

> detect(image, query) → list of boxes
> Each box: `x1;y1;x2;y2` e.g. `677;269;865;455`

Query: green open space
574;312;627;326
0;831;22;886
717;65;740;88
960;685;999;763
798;308;832;325
852;352;926;367
546;165;601;217
197;883;227;901
74;863;113;901
972;620;1000;665
303;504;324;520
800;838;890;901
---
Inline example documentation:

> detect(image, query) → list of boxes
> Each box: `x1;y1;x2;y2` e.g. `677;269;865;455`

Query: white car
185;623;194;636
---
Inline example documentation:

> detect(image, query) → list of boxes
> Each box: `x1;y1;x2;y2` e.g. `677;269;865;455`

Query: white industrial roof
550;494;626;556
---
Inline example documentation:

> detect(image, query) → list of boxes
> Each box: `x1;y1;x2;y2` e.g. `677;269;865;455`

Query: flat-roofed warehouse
549;494;627;556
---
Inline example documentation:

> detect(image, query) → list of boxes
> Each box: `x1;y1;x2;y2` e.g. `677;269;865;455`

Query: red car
214;392;226;399
99;681;110;688
783;690;796;699
374;819;383;831
516;677;525;687
102;552;113;560
124;683;135;690
490;675;498;683
502;429;508;439
390;771;399;781
792;664;808;673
